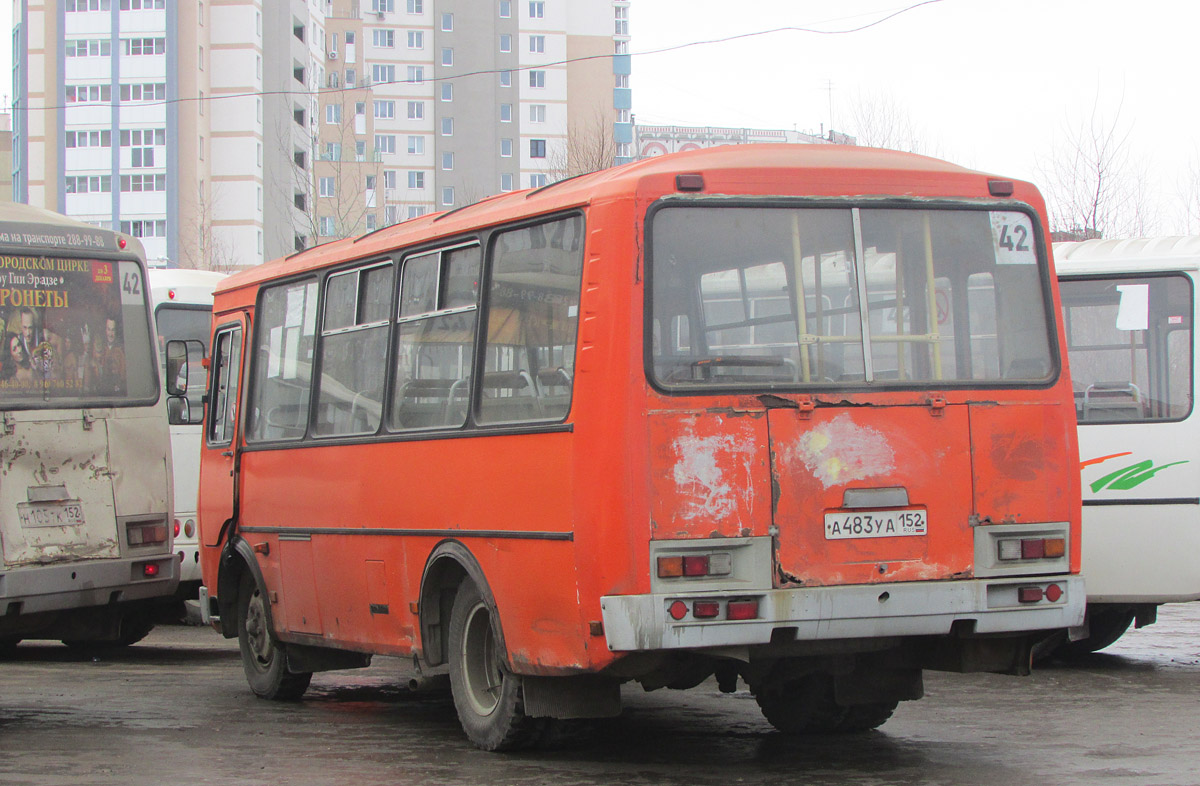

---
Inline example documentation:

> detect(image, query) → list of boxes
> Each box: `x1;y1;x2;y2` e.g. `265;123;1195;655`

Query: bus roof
1054;236;1200;276
214;144;1028;299
148;268;227;307
0;200;145;258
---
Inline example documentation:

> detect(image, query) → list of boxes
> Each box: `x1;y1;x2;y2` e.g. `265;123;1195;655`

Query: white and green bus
1056;236;1200;654
0;203;178;650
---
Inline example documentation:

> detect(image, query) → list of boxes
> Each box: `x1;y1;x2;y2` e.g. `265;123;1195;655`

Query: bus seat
1082;381;1143;421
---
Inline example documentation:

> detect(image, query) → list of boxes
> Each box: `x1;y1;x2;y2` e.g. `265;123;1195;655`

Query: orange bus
195;145;1084;750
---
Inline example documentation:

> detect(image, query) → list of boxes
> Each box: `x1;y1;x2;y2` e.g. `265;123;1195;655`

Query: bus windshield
0;257;157;406
649;204;1056;389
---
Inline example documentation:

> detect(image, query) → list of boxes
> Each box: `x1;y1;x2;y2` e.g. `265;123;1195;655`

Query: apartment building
12;0;630;268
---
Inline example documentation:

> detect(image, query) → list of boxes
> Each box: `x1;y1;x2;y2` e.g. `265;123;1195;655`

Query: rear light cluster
997;536;1065;562
173;518;197;539
1018;583;1065;604
657;553;732;578
668;598;759;621
127;521;168;547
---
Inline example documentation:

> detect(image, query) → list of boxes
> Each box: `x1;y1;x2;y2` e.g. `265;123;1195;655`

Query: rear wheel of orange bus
237;572;312;700
448;583;544;751
755;673;896;734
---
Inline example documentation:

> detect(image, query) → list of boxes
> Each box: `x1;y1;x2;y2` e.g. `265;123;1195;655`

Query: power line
15;0;945;114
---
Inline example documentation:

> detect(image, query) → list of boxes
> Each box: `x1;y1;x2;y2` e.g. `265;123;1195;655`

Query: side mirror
166;395;191;426
165;339;205;397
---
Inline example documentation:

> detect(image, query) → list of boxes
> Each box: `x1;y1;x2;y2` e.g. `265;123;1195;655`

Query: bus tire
237;572;312;701
447;582;542;751
755;673;852;734
0;638;20;657
835;701;898;732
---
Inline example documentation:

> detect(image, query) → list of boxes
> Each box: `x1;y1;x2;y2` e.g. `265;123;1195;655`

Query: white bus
0;203;178;649
149;269;225;599
1055;236;1200;654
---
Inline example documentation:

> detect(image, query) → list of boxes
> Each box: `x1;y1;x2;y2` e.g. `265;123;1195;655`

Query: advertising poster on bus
0;255;131;397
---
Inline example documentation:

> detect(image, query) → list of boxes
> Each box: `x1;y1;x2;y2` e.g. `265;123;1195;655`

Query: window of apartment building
615;5;628;35
131;146;154;167
408;171;425;189
67;0;112;11
407;206;425;220
499;1;511;18
319;177;336;197
407;101;424;119
345;69;356;87
366;175;377;191
120;0;165;8
372;0;394;11
319;216;336;236
499;34;511;53
66;130;112;148
122;38;165;56
199;135;205;160
529;35;545;54
373;29;395;48
372;64;396;84
441;187;454;206
407;66;424;83
375;134;397;154
326;104;342;123
258;186;263;211
530;139;546;158
66;39;112;57
407;136;424;154
66;85;112;103
406;0;422;11
500;173;513;192
386;205;401;225
615;40;628;54
441;48;453;66
500;104;512;122
199;90;205;115
441;152;454;170
441;117;453;136
407;31;423;49
615;73;629;88
441;83;453;102
530;174;547;189
120;174;166;192
120;83;167;101
529;70;545;88
121;220;167;238
616;109;631;124
64;175;112;194
356;141;367;160
499;70;511;88
500;138;513;157
120;128;165;147
617;142;633;158
529;104;546;123
366;214;378;232
529;1;544;18
374;100;395;119
384;170;398;189
441;13;453;31
324;142;342;160
256;55;262;78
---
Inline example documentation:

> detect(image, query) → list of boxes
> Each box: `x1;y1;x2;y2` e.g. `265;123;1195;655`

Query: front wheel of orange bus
237;572;312;701
448;583;545;751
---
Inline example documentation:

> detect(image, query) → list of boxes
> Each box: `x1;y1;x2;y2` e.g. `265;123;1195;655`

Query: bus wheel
1059;608;1136;658
756;673;884;734
0;638;20;657
448;583;542;751
237;572;312;700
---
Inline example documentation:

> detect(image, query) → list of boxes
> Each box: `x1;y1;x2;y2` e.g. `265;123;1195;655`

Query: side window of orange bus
478;215;585;424
391;244;482;430
245;279;319;441
314;262;393;436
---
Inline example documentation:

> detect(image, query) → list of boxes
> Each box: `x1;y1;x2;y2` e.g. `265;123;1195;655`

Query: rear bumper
0;555;179;617
601;575;1085;652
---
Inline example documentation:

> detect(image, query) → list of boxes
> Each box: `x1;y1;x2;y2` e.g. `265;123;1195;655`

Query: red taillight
682;555;709;577
1018;587;1044;603
1045;583;1063;603
1021;539;1045;560
692;600;720;618
668;600;689;620
127;522;168;546
143;563;160;577
168;288;176;300
174;519;181;537
727;599;759;620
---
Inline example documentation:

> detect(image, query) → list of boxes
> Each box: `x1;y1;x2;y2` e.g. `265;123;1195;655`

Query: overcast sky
4;1;1197;231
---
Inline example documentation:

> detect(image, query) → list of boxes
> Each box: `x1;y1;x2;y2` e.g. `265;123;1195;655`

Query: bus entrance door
199;318;246;550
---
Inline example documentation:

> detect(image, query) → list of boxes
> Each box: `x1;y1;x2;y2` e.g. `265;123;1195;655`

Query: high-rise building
12;0;630;269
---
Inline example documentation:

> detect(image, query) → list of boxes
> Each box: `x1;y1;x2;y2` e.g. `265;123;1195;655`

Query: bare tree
547;105;617;182
843;88;938;156
1177;151;1200;234
1036;99;1155;240
177;180;240;272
